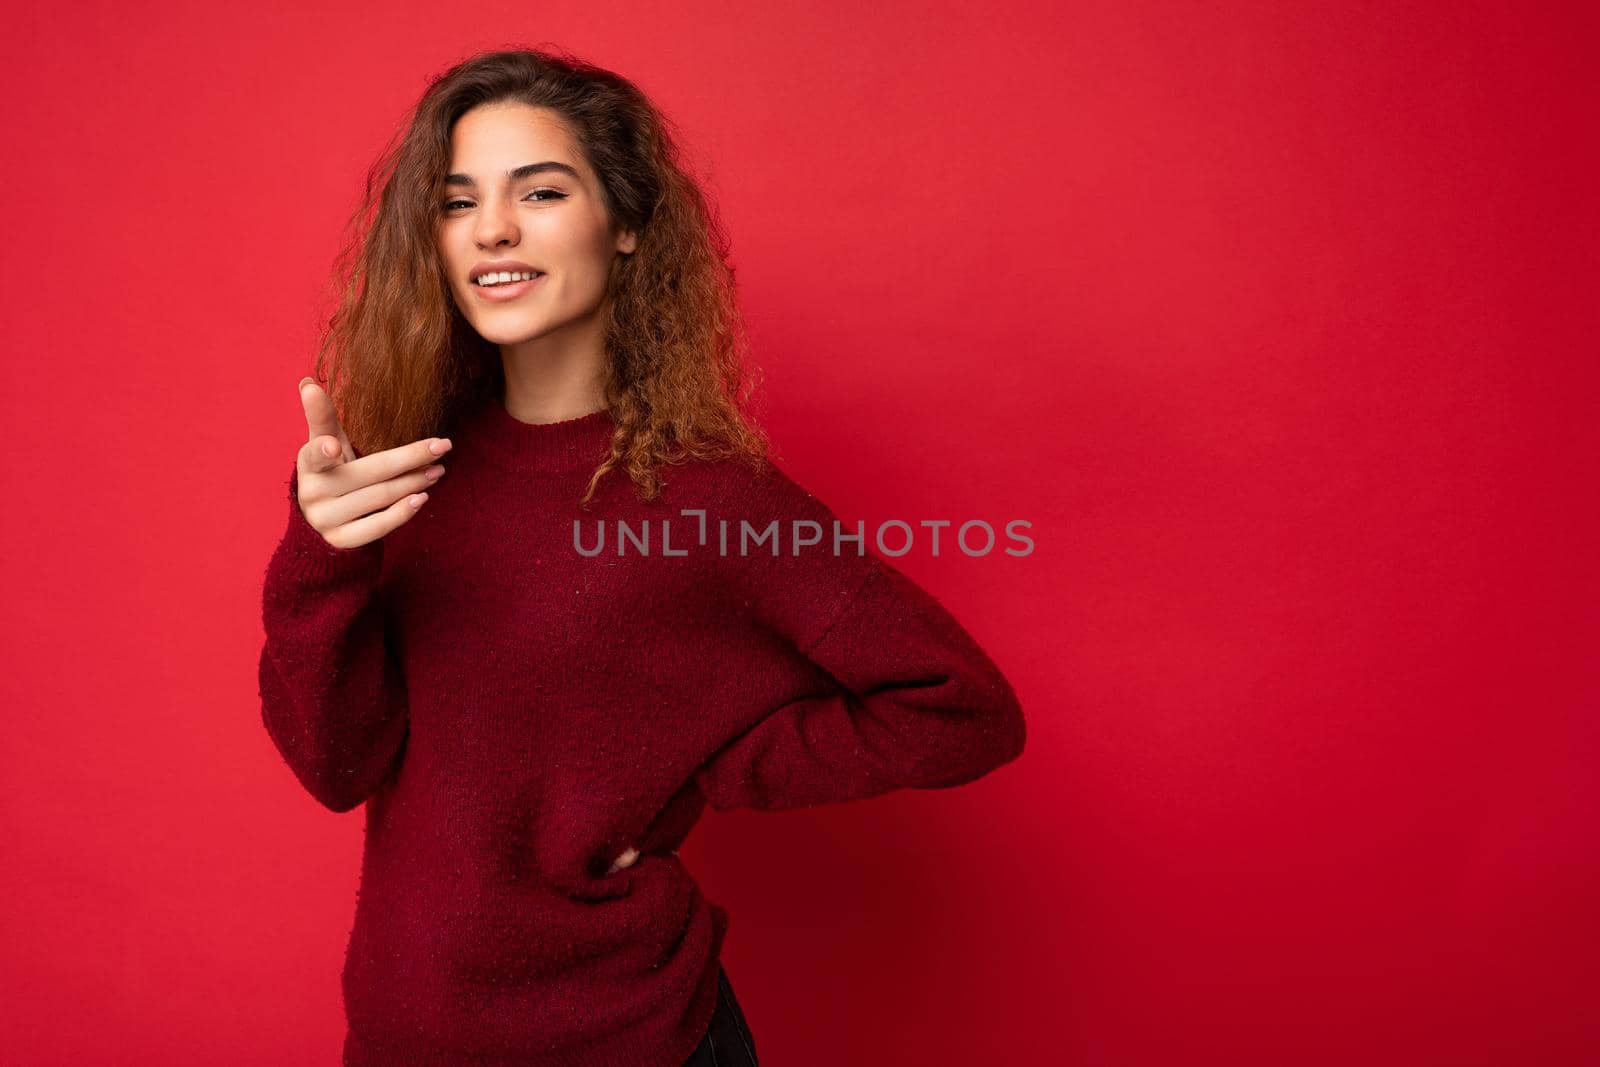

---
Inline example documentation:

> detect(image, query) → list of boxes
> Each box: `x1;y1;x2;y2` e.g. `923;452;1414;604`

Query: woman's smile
473;271;547;303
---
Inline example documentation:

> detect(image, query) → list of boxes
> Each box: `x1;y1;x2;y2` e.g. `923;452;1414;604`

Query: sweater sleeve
257;463;410;813
692;461;1027;812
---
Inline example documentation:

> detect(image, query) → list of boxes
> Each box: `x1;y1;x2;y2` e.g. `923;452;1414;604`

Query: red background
2;2;1596;1064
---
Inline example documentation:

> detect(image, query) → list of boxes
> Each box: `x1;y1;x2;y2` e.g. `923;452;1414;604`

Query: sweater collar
457;388;617;474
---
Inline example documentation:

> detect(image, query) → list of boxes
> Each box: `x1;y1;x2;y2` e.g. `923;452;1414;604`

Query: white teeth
475;270;542;287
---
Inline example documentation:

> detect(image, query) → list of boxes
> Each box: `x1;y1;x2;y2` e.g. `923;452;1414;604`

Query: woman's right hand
295;376;452;550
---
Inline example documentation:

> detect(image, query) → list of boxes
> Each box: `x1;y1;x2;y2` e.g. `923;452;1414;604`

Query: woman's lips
472;273;545;303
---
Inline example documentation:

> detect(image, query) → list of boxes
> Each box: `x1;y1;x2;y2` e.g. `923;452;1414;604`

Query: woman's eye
442;190;566;211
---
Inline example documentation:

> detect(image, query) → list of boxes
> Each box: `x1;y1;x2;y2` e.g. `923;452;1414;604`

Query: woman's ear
616;228;638;255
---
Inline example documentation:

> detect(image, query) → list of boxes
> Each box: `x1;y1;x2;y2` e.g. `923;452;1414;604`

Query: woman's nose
607;846;640;874
474;203;519;247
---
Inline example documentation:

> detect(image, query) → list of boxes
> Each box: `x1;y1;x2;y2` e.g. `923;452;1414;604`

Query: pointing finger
298;377;355;471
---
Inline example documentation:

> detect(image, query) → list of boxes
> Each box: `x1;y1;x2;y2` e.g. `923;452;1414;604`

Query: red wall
0;2;1594;1064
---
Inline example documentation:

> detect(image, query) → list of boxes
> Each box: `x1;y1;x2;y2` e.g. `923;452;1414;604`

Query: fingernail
299;376;314;390
429;438;452;455
322;440;337;457
424;464;445;480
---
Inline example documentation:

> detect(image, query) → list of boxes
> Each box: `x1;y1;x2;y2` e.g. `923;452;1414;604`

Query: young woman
259;47;1026;1067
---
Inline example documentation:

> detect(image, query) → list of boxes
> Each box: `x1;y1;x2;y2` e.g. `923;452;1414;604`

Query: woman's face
437;102;636;347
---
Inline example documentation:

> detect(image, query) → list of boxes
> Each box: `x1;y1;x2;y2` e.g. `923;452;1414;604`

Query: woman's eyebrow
444;161;581;188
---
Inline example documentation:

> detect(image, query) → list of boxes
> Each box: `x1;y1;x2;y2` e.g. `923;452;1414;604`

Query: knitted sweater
257;389;1027;1066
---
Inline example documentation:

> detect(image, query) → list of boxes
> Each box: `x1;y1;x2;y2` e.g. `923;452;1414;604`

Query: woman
259;47;1026;1067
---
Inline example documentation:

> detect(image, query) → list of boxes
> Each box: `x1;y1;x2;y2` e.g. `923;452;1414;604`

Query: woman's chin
472;319;549;346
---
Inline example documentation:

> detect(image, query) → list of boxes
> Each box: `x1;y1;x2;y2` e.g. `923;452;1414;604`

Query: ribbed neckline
457;388;617;474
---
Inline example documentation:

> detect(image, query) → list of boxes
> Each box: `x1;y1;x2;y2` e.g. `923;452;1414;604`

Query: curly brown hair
307;46;772;508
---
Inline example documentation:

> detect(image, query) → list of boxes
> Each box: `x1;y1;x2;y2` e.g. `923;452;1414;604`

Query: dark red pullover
258;388;1027;1066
